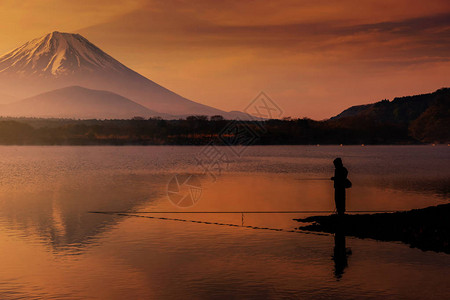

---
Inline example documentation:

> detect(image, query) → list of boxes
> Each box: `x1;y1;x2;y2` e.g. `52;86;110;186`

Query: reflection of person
333;230;351;279
331;158;349;215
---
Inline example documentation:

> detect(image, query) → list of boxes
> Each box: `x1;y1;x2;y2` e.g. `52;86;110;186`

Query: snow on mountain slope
1;86;172;119
0;32;128;76
0;31;246;118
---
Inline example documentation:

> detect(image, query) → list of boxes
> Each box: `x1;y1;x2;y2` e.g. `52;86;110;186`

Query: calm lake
0;145;448;299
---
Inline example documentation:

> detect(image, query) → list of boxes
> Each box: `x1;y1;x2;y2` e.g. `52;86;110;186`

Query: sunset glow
1;0;448;118
0;3;448;298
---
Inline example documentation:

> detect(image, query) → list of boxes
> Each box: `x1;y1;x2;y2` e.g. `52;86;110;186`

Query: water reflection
0;171;169;253
0;146;447;299
333;229;352;279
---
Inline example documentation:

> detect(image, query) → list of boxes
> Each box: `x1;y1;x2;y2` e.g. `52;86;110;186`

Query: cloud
0;0;144;53
80;3;450;62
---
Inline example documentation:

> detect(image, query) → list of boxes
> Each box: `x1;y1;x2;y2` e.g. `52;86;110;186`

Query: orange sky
0;0;449;119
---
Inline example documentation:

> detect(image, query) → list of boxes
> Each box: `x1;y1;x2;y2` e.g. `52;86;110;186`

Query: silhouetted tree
210;115;224;121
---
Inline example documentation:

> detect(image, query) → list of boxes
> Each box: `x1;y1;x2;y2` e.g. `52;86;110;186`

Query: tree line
0;114;443;145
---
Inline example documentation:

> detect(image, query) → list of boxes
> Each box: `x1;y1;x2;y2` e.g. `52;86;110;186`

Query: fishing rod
90;210;398;214
295;178;331;180
91;211;333;237
88;209;399;237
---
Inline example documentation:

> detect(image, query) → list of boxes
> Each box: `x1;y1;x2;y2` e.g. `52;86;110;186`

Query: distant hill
0;86;173;119
409;93;450;143
331;103;373;120
331;88;450;143
0;93;18;105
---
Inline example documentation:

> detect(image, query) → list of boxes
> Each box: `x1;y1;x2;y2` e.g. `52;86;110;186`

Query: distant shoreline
0;117;447;145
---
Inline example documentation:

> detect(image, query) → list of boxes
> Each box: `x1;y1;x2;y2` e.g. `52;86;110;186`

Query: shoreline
295;203;450;254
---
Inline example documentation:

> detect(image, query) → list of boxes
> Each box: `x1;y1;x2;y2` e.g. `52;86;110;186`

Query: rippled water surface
0;146;448;299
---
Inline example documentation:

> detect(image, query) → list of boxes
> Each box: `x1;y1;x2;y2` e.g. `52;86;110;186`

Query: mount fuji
0;31;247;118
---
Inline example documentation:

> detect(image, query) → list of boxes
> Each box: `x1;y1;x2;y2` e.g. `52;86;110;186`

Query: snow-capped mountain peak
0;31;127;77
0;31;246;118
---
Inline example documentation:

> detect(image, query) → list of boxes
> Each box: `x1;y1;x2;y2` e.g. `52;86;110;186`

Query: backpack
345;178;352;188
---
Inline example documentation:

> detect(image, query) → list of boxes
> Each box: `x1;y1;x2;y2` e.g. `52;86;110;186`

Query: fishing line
89;210;398;214
91;211;333;237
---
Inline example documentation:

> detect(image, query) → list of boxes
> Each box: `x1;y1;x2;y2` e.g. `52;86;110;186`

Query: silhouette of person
333;228;351;279
331;158;348;215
